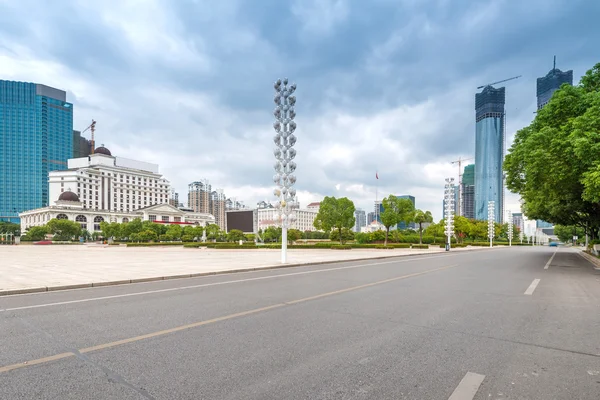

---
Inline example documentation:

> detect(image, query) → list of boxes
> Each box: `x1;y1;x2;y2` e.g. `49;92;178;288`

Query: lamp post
272;78;298;264
444;178;455;251
488;201;495;248
507;210;513;247
519;229;523;244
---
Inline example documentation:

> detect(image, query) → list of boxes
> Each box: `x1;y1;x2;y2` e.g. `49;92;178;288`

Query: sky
1;0;598;220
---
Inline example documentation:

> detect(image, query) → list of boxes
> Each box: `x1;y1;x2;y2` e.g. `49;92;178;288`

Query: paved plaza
0;244;481;294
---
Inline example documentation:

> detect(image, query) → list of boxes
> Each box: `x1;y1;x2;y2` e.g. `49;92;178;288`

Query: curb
0;247;498;297
577;250;600;270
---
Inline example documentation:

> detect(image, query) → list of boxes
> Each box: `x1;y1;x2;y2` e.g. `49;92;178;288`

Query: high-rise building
353;208;366;232
536;60;573;109
512;212;524;232
188;180;228;230
72;130;91;159
0;80;73;222
48;147;171;212
475;85;505;223
367;211;376;224
461;164;475;219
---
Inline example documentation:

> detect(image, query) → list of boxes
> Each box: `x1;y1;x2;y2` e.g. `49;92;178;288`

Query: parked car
549;242;558;247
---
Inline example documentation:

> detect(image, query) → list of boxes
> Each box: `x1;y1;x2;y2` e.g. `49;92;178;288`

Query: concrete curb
0;247;498;297
577;250;600;270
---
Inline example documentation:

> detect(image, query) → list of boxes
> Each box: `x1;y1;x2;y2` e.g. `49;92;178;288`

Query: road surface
1;247;599;399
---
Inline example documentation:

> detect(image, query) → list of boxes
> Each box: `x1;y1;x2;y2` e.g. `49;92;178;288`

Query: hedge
375;245;396;249
331;245;352;250
411;244;429;249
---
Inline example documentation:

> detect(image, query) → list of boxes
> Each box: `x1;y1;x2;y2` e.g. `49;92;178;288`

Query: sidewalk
0;245;480;296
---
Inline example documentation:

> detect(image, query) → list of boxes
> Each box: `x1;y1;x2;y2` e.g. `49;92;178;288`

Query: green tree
263;226;282;242
413;209;433;244
554;225;585;244
313;196;356;244
100;222;121;240
245;233;256;242
47;219;81;241
453;216;472;243
166;224;183;240
121;218;143;238
287;229;303;244
0;222;20;235
379;195;415;245
354;232;371;244
425;220;444;243
138;230;158;242
328;228;354;243
504;62;600;238
227;229;246;242
24;225;50;241
205;224;221;241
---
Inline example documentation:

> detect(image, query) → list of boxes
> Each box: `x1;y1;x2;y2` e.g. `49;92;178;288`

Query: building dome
58;190;80;202
94;146;112;156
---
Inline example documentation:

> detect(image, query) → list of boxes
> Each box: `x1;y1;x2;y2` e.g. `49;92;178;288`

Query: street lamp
273;78;299;263
444;178;455;251
507;210;513;247
488;201;495;248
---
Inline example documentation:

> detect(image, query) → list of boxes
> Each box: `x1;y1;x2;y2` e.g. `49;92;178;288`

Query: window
174;216;181;222
93;216;104;231
162;216;169;222
122;217;129;223
56;213;68;220
149;215;156;222
75;215;87;229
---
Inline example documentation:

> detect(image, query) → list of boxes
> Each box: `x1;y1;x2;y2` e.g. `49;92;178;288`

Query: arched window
122;217;129;223
56;214;68;220
93;216;104;231
76;215;87;230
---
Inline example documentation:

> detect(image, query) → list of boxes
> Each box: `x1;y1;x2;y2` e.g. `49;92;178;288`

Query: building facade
48;147;171;213
353;208;366;232
257;206;319;232
512;212;524;232
536;64;573;109
461;164;475;219
367;212;376;224
72;130;91;158
0;80;73;223
475;85;505;223
188;180;227;230
19;191;214;234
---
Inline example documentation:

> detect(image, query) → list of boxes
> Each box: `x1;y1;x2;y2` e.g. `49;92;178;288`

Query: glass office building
475;86;504;223
0;80;73;223
536;65;573;109
461;164;475;219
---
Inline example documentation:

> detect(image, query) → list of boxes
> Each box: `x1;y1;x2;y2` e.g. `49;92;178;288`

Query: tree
379;195;415;245
24;225;50;241
313;196;356;244
328;228;354;243
121;218;143;238
47;219;81;241
100;222;121;240
504;62;600;239
263;226;282;242
205;224;221;241
138;230;158;242
425;220;444;243
413;209;433;244
554;224;585;244
227;229;246;242
453;216;472;243
0;222;20;235
287;229;303;244
166;224;183;240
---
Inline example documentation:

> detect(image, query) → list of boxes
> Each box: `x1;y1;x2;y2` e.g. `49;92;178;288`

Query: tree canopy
313;196;355;244
413;209;433;244
379;195;415;245
504;62;600;238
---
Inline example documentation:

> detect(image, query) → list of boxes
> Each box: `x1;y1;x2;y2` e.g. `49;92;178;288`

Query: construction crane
81;120;97;154
477;75;521;90
450;156;474;217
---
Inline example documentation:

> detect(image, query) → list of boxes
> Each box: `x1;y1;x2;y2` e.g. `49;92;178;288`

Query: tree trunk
339;228;343;244
384;228;389;246
419;223;423;245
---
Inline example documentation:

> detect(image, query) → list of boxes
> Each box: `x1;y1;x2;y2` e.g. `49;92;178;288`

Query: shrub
411;244;429;249
331;245;351;250
375;245;396;249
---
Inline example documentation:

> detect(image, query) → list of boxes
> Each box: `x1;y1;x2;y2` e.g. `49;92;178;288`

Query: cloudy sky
1;0;598;220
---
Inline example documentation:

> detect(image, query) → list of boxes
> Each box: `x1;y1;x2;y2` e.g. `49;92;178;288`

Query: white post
444;178;455;251
488;201;495;248
507;210;513;247
281;227;287;263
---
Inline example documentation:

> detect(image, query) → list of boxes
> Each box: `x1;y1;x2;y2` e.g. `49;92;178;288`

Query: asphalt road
1;247;599;399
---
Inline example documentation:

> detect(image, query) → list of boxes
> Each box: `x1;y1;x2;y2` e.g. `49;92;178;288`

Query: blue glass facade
475;86;504;223
536;67;573;109
0;80;73;222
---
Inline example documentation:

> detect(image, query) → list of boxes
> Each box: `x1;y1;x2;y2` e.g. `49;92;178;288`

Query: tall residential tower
0;80;73;222
475;86;505;223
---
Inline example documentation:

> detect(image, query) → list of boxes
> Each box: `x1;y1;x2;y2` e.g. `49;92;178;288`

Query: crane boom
80;120;96;154
477;75;521;90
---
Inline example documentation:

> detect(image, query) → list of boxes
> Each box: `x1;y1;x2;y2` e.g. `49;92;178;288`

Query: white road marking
524;278;541;295
0;253;460;312
544;250;558;269
448;372;485;400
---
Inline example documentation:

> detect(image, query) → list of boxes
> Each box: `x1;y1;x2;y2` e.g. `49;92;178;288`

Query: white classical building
257;206;319;232
20;191;215;233
49;146;171;213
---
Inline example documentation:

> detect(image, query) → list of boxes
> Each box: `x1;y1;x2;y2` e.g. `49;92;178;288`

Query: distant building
536;220;553;229
306;202;320;210
475;85;505;223
72;130;92;158
47;147;171;213
367;212;376;224
169;192;182;208
354;208;366;232
0;80;74;223
257;206;318;232
537;60;573;109
188;180;227;230
512;212;524;232
461;164;475;219
361;220;384;233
